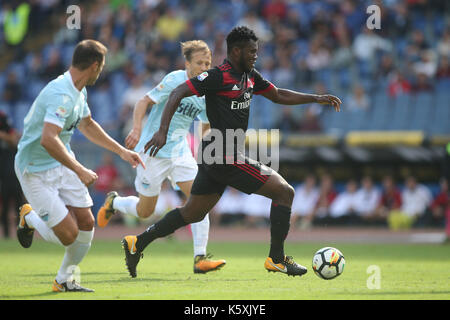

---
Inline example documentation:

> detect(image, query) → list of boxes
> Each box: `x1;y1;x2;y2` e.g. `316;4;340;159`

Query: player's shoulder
163;69;188;84
40;77;76;106
194;66;222;82
249;67;263;77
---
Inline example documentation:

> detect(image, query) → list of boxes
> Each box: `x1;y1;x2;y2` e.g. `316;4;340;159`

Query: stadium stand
0;0;449;232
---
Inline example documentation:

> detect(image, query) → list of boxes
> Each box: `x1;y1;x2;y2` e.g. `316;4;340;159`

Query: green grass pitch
0;238;449;300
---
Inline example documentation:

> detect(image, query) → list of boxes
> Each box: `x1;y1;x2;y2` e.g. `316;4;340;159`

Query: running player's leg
51;166;95;292
15;165;67;246
135;193;222;252
97;156;169;226
222;157;305;276
122;165;225;277
53;207;94;287
253;171;294;263
177;180;226;273
177;180;208;255
171;155;212;258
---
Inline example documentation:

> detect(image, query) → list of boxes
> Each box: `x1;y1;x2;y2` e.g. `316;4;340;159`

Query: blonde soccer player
97;40;226;275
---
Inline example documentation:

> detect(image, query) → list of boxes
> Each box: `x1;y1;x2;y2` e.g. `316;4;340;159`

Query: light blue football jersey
134;70;208;158
15;71;91;174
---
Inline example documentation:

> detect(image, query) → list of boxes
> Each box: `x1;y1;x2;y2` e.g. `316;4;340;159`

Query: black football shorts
191;155;273;196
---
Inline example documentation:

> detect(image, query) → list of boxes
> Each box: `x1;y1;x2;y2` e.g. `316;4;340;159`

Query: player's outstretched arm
41;122;98;186
144;82;194;157
79;115;145;169
125;95;155;150
262;86;341;112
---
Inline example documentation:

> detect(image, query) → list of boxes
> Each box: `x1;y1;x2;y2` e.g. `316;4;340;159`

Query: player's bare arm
144;82;194;157
201;122;211;137
262;86;342;112
125;95;155;150
41;122;98;186
78;115;145;169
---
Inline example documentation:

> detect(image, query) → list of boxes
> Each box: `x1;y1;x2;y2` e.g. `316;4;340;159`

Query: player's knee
60;229;79;246
78;215;95;230
137;207;154;219
179;207;206;224
274;183;295;206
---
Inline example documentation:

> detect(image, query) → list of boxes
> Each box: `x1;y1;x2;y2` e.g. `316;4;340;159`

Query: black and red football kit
186;59;275;195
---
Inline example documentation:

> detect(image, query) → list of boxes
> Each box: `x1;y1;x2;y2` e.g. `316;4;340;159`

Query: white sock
191;214;210;257
25;210;62;245
55;229;94;284
112;196;139;218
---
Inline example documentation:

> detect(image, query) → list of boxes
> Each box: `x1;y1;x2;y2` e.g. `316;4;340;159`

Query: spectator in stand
437;28;450;58
428;177;448;227
353;176;381;225
276;107;300;134
298;107;322;133
388;70;412;97
405;29;430;62
402;176;432;218
0;111;23;238
310;174;337;226
92;152;124;219
329;179;359;225
412;72;434;93
413;50;437;79
305;37;331;76
346;84;370;112
352;27;393;76
104;37;128;74
375;175;402;222
156;7;187;42
375;54;396;85
291;174;320;229
262;0;287;22
237;11;273;43
242;193;271;228
119;74;151;140
436;56;450;81
389;176;433;229
212;188;246;227
3;71;22;107
42;48;65;82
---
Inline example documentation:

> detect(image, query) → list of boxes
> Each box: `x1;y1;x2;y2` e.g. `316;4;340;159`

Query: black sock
136;208;187;252
269;203;291;264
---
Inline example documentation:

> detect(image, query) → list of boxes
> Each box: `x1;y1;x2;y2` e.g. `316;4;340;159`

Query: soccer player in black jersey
122;26;341;278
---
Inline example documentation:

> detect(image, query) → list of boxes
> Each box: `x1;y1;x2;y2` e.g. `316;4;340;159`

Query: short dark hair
72;39;107;70
226;26;258;54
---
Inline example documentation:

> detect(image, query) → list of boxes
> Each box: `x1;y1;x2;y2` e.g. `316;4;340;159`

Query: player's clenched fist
76;166;98;187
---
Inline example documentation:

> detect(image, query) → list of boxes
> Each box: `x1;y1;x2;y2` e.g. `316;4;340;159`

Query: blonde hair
180;40;211;62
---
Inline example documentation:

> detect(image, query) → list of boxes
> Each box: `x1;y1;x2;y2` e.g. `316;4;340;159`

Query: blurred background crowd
0;0;449;237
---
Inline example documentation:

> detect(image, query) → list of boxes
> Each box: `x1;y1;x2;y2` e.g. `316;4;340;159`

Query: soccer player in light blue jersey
97;40;226;274
15;40;144;292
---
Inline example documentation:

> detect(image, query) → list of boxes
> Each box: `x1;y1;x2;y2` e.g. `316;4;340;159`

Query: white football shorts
15;163;93;228
135;152;198;197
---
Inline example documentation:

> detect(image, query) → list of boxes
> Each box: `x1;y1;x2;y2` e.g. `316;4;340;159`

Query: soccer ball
312;247;345;280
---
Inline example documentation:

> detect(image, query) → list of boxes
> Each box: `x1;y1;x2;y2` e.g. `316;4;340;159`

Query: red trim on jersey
253;82;275;95
216;90;241;99
222;72;240;85
186;79;200;97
